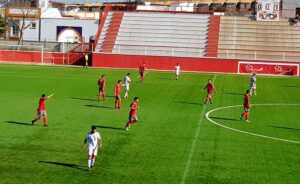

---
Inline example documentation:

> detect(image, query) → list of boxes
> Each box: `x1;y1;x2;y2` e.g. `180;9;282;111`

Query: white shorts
125;85;130;91
175;71;180;75
88;146;98;156
37;110;47;116
250;84;256;89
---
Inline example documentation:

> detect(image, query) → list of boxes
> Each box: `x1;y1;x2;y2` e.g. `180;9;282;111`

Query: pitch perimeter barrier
92;53;300;77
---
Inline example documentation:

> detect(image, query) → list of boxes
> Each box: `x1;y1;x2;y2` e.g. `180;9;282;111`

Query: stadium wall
92;53;300;76
92;53;237;73
0;51;66;64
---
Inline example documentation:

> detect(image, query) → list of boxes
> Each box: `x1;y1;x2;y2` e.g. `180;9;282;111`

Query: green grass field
0;64;299;184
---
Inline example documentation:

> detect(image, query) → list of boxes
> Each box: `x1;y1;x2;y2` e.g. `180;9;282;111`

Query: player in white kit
124;73;131;98
83;125;102;171
175;63;180;80
250;73;257;96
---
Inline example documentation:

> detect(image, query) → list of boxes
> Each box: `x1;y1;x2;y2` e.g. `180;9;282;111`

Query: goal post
0;44;49;65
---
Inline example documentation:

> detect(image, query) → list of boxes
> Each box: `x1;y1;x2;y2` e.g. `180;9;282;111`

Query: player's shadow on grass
96;125;124;131
4;121;32;126
70;97;98;102
282;85;300;88
209;116;240;122
38;161;86;171
225;92;244;96
176;101;203;106
85;105;115;109
268;125;300;131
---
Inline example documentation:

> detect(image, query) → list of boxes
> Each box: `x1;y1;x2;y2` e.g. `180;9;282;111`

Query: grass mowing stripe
180;74;217;184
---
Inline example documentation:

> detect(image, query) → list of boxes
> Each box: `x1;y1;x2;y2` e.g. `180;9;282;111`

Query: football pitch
0;64;299;184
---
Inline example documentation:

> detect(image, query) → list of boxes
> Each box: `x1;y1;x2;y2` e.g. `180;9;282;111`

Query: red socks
43;117;47;125
115;100;121;109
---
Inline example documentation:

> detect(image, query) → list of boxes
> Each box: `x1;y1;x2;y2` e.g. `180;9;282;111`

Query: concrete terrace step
118;28;208;35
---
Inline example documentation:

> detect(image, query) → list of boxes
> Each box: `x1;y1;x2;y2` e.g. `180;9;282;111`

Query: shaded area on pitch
85;104;115;109
96;125;125;131
38;161;87;171
268;125;300;131
4;121;32;126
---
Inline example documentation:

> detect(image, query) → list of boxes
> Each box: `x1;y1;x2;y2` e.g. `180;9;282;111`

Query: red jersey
129;101;138;116
38;97;47;111
244;94;250;108
114;84;122;96
206;83;215;94
98;78;106;90
139;65;146;74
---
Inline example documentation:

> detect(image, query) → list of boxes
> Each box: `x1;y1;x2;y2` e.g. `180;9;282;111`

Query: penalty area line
205;104;300;144
180;74;217;184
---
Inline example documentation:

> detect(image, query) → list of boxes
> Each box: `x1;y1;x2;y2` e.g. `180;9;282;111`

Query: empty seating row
109;12;210;57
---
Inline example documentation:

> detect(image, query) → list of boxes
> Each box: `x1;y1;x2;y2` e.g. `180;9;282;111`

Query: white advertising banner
257;0;280;21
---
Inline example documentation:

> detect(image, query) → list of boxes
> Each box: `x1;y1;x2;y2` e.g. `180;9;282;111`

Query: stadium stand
96;12;210;58
218;16;300;62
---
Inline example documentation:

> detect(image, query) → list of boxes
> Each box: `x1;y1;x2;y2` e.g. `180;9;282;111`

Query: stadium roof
50;0;139;3
50;0;254;3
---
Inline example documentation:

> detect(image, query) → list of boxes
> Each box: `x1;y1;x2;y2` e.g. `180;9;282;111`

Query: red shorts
99;87;105;92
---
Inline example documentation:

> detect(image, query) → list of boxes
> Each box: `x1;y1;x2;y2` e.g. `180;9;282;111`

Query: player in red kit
114;80;125;109
240;90;251;122
139;63;146;83
97;75;106;101
203;79;217;104
31;93;54;127
125;97;139;131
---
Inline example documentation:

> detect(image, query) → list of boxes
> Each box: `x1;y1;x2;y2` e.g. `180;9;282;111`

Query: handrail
93;5;111;50
218;48;300;54
113;44;206;50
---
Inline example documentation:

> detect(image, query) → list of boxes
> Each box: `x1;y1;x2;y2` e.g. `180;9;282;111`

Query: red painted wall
92;54;300;76
92;53;238;73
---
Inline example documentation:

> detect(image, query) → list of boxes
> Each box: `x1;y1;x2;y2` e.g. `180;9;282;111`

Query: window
11;24;19;37
31;0;37;7
30;22;36;29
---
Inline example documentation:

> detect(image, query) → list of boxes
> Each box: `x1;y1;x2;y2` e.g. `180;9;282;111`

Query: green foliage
0;14;5;36
0;64;299;184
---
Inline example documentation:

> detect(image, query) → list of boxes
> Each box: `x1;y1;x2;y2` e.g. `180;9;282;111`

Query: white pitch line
206;104;300;144
181;75;217;184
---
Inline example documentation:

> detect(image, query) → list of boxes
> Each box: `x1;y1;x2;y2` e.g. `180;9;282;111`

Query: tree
7;0;39;44
0;14;5;38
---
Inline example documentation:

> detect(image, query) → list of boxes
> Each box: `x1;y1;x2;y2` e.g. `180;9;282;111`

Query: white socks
88;159;92;168
91;159;95;167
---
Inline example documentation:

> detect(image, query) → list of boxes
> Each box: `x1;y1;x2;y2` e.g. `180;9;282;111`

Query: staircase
97;12;124;53
206;16;220;57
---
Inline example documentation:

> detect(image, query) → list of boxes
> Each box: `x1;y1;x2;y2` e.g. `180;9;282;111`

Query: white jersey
250;76;256;87
85;131;101;149
124;76;131;86
175;65;180;75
